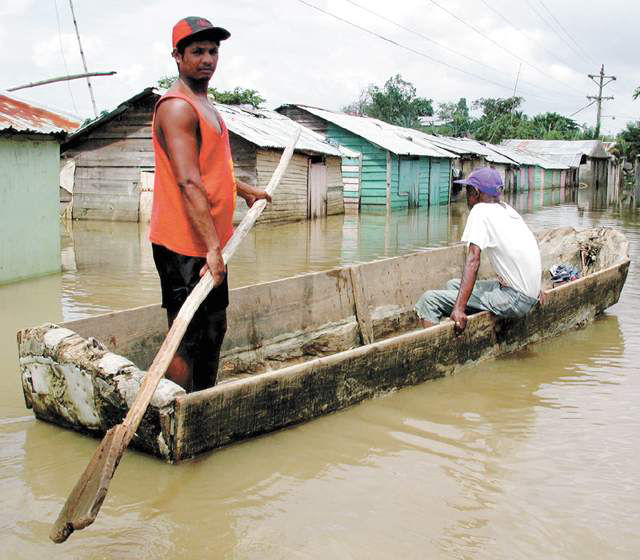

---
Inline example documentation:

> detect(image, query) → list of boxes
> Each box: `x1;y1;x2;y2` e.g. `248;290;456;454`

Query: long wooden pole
6;71;116;92
50;127;301;544
68;0;98;117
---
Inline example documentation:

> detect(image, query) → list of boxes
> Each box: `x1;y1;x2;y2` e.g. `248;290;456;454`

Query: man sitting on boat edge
415;167;541;334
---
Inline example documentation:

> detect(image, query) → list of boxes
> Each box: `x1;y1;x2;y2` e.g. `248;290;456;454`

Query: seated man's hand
450;306;468;335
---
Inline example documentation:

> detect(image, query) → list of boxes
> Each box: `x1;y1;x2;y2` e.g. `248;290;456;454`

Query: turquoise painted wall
544;168;554;187
326;123;451;210
0;136;61;284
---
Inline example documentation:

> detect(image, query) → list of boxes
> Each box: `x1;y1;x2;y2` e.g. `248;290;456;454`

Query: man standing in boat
150;17;271;392
415;167;541;333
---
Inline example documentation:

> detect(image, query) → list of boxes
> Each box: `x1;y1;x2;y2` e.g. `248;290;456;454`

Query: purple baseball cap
453;167;503;197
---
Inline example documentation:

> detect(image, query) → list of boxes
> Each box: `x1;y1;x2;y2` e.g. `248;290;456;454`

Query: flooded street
1;188;639;559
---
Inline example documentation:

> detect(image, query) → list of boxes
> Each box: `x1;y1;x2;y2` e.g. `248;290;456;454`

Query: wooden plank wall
326;156;345;216
65;98;156;221
230;134;258;224
255;149;309;223
342;155;361;212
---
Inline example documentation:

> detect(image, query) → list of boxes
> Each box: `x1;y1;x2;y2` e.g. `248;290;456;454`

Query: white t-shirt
461;202;541;298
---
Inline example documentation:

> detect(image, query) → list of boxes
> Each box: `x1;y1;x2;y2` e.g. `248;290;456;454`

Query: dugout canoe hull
17;227;630;462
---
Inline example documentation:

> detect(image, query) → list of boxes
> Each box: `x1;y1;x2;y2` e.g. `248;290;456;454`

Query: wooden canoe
17;226;630;463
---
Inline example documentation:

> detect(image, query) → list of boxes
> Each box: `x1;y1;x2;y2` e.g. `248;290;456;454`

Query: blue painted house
276;105;457;212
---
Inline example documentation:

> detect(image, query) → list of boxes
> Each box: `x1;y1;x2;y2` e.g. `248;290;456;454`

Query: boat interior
59;226;628;385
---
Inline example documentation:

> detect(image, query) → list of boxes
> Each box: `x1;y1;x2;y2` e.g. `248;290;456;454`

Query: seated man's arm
450;243;481;334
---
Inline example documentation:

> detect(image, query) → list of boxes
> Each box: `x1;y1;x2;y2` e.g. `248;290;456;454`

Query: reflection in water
1;187;640;559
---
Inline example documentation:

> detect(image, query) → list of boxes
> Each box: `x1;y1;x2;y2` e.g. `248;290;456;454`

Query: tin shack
276;104;457;212
0;92;80;284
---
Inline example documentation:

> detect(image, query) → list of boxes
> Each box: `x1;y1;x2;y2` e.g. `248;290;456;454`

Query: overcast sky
2;0;638;135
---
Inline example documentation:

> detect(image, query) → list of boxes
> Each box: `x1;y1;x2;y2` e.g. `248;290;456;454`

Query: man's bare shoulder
156;96;198;129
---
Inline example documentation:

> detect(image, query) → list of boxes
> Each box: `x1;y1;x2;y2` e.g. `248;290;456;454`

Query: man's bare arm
156;98;225;286
450;243;482;334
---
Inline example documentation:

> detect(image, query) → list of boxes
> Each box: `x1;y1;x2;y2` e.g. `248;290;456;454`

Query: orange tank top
149;92;236;257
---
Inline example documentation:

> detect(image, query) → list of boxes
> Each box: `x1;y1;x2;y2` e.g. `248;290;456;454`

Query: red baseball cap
172;17;230;49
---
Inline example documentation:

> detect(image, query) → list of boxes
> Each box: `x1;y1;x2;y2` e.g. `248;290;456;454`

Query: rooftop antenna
68;0;98;117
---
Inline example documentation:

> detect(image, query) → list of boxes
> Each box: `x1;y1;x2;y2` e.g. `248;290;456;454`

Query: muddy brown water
1;188;639;559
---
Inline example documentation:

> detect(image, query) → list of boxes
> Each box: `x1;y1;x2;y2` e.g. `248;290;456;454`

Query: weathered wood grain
173;259;629;460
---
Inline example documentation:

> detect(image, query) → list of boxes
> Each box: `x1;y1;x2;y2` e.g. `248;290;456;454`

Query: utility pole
587;64;615;139
68;0;98;118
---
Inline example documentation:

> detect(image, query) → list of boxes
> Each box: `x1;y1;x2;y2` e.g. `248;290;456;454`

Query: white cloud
0;0;636;131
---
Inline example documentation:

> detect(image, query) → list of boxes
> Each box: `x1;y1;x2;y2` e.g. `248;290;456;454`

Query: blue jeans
415;278;538;324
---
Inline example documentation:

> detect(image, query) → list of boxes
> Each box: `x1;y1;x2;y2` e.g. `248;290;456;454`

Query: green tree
342;75;433;127
430;97;472;137
342;87;373;116
617;121;640;160
156;76;266;108
529;112;580;139
472;96;531;143
633;87;639;100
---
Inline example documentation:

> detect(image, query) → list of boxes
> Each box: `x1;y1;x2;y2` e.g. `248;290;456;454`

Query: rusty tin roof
0;92;81;137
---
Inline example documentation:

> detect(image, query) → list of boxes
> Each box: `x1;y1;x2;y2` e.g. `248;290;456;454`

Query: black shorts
152;243;229;314
152;243;228;390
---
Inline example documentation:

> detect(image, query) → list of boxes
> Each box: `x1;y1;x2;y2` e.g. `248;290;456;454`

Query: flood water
1;186;639;559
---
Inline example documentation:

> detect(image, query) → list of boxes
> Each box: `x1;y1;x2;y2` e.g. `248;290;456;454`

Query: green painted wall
0;136;61;284
534;166;542;188
431;158;451;206
545;168;554;187
327;123;389;208
326;123;451;210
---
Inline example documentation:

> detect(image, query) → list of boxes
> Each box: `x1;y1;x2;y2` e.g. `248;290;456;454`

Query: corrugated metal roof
292;105;458;158
64;88;356;158
487;143;569;169
217;104;352;157
501;139;609;167
424;136;515;165
0;91;81;136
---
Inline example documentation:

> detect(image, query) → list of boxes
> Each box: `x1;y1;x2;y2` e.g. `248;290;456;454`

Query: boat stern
17;323;186;462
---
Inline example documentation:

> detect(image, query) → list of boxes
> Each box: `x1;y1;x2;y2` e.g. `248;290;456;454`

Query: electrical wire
569;100;596;117
477;0;583;72
522;0;590;66
343;0;580;101
424;0;585;97
537;0;596;65
295;0;574;105
53;0;78;114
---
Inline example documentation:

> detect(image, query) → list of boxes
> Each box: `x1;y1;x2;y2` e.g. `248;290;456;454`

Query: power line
343;0;581;102
295;0;574;105
569;100;596;117
522;0;590;66
477;0;584;73
53;0;78;114
537;0;596;65
425;0;585;97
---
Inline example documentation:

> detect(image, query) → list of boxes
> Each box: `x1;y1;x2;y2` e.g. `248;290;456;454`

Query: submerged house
501;139;609;189
489;144;571;191
0;92;80;284
62;87;157;221
219;104;352;223
62;88;351;223
423;136;519;194
276;104;458;212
